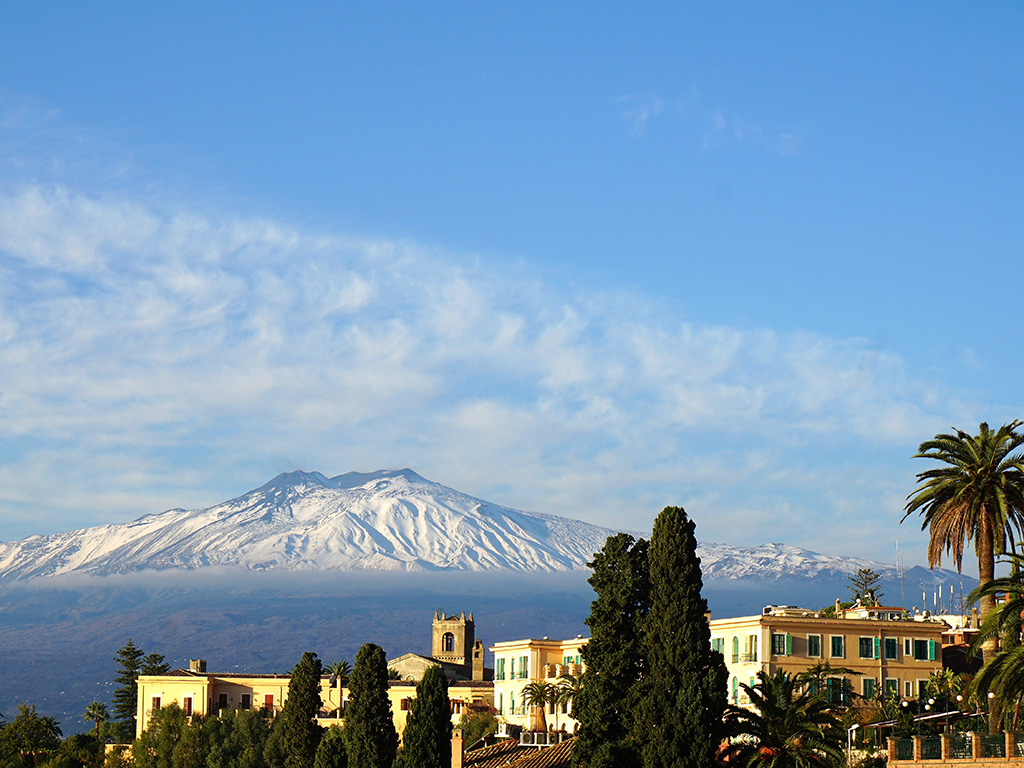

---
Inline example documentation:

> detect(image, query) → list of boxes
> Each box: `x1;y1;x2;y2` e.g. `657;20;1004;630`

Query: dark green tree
632;506;727;768
0;702;62;765
455;706;497;750
112;639;145;739
847;567;884;604
132;702;188;768
572;533;649;768
314;726;348;768
265;652;324;768
720;669;844;768
141;653;171;676
207;708;273;768
394;665;451;768
344;643;398;768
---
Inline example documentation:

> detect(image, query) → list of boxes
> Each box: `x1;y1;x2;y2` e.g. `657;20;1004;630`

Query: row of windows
494;655;531;681
714;633;937;662
729;675;929;706
149;693;271;714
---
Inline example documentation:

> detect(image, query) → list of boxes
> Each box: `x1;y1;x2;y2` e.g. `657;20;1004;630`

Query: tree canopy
394;665;451;768
344;643;398;768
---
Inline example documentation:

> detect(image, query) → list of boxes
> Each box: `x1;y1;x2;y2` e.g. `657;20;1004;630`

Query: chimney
834;599;842;618
189;659;207;673
451;728;464;768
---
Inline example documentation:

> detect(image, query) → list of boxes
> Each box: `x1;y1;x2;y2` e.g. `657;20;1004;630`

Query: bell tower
432;610;476;678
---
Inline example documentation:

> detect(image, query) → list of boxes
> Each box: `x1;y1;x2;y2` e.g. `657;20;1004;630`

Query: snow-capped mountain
0;469;623;580
0;468;967;589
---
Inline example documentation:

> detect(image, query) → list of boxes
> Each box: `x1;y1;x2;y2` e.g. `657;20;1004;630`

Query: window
241;694;251;710
859;637;875;659
904;638;913;656
830;635;845;658
264;694;274;711
807;634;822;658
884;678;898;697
400;698;411;711
741;634;757;662
510;657;516;679
918;680;929;698
519;655;529;679
496;658;506;681
912;640;935;661
772;633;791;656
151;696;161;711
183;697;193;716
826;678;850;706
884;638;898;660
863;679;876;699
217;693;228;711
904;681;912;697
731;676;739;705
711;638;725;654
442;633;455;653
731;636;740;663
498;693;503;714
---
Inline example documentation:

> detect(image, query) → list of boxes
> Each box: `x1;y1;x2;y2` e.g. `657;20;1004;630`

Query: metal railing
949;732;972;760
981;734;1006;758
895;739;914;761
920;737;941;760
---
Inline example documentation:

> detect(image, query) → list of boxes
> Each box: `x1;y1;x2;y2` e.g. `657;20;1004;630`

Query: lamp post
987;691;996;733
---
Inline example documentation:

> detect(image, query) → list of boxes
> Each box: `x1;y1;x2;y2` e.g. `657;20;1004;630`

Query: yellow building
489;636;586;733
709;604;948;707
136;658;492;740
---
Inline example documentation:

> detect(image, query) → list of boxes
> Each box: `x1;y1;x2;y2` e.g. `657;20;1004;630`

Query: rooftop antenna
896;540;906;610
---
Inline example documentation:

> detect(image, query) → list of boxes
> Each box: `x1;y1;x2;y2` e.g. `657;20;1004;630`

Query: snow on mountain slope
0;468;964;587
0;469;623;580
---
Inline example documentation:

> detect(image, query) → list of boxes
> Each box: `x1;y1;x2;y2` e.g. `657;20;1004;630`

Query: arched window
731;636;739;663
731;676;738;705
442;632;455;653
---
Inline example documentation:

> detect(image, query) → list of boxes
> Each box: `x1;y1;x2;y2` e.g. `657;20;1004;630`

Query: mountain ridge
0;468;967;590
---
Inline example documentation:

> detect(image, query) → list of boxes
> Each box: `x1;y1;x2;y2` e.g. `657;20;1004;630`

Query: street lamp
987;691;996;733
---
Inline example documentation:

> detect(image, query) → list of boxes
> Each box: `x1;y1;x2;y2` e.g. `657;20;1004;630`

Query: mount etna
0;468;968;731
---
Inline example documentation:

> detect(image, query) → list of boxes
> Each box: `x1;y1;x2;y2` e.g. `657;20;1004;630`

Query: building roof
463;738;576;768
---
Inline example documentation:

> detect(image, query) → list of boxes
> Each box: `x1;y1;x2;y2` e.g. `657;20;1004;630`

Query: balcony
520;731;572;747
738;652;757;663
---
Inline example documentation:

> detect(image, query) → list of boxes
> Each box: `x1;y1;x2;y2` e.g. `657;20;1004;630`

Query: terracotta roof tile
464;739;531;768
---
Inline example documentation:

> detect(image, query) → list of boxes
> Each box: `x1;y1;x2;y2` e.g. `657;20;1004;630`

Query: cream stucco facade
489;636;586;733
709;604;948;708
136;664;493;740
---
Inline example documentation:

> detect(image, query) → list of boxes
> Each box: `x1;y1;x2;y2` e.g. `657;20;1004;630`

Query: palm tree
555;673;581;730
720;669;844;768
794;662;861;709
84;700;110;739
520;681;556;732
968;553;1024;730
326;660;351;717
903;420;1024;661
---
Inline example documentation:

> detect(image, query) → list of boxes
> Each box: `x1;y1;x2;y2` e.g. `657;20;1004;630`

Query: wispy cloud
617;86;807;155
0;182;966;564
617;94;665;137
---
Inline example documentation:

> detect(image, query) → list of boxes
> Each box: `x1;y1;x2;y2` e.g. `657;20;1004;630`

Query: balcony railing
738;652;757;662
520;732;571;747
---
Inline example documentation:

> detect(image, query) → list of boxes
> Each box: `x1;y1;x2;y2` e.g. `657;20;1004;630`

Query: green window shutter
874;638;881;659
785;634;792;656
928;640;936;661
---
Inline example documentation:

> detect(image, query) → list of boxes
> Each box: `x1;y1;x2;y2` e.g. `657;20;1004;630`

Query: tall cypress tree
632;506;727;768
394;665;451;768
112;639;145;739
572;533;649;768
266;651;324;768
344;643;398;768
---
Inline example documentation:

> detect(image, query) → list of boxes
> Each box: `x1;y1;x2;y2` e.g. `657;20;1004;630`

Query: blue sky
0;3;1022;571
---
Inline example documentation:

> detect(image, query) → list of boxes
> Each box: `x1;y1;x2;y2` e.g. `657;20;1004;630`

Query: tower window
442;632;455;652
